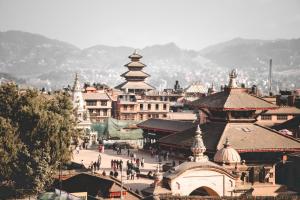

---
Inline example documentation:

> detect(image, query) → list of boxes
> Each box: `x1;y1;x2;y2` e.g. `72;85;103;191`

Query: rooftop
192;88;278;111
115;81;155;90
137;118;196;133
262;106;300;115
124;61;146;68
159;122;300;153
83;92;110;100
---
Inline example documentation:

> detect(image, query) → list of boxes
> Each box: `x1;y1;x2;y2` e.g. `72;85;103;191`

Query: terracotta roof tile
158;122;300;153
192;89;278;110
83;92;110;100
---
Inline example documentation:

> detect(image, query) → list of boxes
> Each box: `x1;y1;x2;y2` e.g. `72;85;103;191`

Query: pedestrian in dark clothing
111;160;113;169
127;149;130;156
102;170;106;176
97;161;100;170
93;162;97;171
172;160;176;167
114;170;118;178
109;171;114;176
120;160;123;170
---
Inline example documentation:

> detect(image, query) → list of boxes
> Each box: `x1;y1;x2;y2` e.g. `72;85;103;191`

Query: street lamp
120;165;123;200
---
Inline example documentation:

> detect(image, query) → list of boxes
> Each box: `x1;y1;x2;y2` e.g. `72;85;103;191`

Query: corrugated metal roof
137;118;196;132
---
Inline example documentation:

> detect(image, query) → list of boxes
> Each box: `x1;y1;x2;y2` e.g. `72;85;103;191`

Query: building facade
83;91;112;123
115;92;170;121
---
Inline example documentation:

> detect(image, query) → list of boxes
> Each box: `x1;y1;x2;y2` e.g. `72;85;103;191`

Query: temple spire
228;69;238;88
224;137;230;148
190;125;208;162
73;73;81;92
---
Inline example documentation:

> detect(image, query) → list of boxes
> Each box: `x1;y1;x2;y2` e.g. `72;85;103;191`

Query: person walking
141;157;145;168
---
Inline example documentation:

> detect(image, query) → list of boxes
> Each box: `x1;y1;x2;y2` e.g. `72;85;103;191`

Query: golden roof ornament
228;69;238;88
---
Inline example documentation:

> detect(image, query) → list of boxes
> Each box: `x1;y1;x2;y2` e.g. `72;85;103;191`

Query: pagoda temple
158;70;300;162
115;50;155;94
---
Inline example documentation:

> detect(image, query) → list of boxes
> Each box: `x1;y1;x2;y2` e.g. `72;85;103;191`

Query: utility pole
59;131;62;196
120;165;123;199
268;59;273;96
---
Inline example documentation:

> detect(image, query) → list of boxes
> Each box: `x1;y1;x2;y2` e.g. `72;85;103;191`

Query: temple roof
121;70;150;78
164;161;238;180
124;61;146;68
192;88;278;111
115;81;155;90
128;51;142;59
83;92;110;100
159;122;300;153
262;106;300;115
137;118;196;133
184;82;207;94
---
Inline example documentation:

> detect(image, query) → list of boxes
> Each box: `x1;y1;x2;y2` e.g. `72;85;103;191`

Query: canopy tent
91;118;143;140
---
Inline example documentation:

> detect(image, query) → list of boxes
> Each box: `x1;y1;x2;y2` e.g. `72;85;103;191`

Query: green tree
0;83;77;194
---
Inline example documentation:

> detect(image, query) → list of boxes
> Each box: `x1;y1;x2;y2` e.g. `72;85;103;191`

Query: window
148;114;151;118
103;109;107;116
163;104;167;110
261;115;271;120
148;104;151;110
124;105;128;111
101;101;107;106
130;105;134;111
155;104;159;110
140;104;143;110
277;115;288;120
139;114;143;120
86;100;96;106
163;114;167;118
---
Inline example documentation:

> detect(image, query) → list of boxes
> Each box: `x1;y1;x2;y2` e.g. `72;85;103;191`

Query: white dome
214;138;241;164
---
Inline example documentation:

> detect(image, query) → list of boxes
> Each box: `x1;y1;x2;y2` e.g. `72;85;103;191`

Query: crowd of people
89;154;101;172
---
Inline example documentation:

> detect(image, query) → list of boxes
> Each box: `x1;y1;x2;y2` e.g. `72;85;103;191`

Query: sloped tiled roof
184;82;207;94
263;106;300;115
158;122;300;153
137;118;196;133
128;52;142;59
124;61;146;68
192;88;278;110
121;70;150;78
217;123;300;152
115;81;155;90
158;122;226;152
83;92;110;100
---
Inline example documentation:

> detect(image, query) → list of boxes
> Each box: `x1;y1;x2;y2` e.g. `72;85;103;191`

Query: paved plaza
72;147;181;192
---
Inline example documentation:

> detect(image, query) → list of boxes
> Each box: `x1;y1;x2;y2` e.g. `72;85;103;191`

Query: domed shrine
214;138;241;165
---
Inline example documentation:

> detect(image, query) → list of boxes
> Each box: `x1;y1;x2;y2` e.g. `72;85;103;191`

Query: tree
0;83;77;194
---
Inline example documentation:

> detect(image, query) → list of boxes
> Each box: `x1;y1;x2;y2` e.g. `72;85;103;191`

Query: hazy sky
0;0;299;50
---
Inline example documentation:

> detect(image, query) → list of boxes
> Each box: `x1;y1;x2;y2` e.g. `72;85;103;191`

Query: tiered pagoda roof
115;50;155;93
191;70;277;111
158;70;300;154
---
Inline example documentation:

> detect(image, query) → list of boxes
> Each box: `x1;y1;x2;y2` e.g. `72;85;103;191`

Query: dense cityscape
1;0;300;200
1;49;300;199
